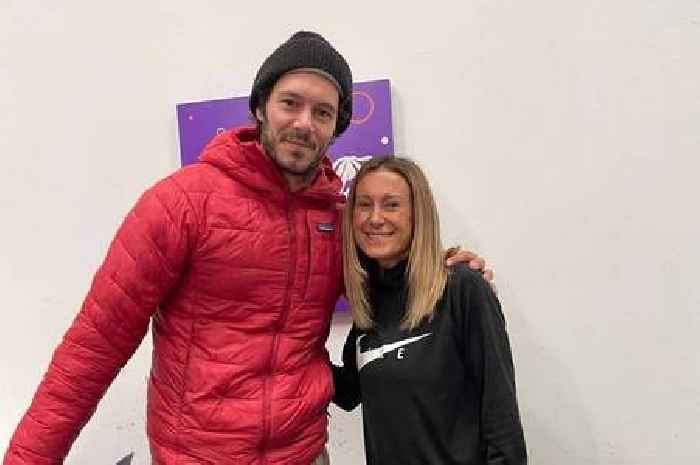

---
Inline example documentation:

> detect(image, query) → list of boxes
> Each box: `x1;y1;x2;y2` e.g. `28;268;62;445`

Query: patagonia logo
317;223;335;233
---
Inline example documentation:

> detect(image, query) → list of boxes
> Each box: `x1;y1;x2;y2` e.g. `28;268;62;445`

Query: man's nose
293;107;313;131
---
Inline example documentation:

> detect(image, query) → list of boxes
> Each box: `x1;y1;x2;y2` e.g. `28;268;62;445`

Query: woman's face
352;169;413;269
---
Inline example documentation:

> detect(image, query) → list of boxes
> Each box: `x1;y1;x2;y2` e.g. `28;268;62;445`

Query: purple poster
176;79;393;311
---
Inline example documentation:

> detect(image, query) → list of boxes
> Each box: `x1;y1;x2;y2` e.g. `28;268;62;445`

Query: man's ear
255;107;264;122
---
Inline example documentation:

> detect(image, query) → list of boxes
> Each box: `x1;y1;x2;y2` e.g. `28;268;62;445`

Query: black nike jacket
332;260;527;465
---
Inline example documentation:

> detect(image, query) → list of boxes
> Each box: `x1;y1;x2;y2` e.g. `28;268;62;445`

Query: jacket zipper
260;197;297;461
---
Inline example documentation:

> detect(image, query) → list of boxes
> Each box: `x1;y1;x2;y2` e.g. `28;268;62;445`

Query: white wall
2;1;699;463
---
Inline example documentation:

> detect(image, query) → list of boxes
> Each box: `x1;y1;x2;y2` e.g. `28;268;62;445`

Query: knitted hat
250;31;353;136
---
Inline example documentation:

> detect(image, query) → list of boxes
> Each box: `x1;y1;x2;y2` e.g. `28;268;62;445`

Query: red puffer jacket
4;127;345;465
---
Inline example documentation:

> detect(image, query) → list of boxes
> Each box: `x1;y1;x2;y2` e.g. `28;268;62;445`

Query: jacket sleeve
3;176;197;465
464;272;528;465
331;324;362;411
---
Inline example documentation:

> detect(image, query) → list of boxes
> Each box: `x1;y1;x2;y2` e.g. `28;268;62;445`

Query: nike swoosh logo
356;333;431;371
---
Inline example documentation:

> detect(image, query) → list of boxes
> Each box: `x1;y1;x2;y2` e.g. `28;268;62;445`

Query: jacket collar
198;126;345;206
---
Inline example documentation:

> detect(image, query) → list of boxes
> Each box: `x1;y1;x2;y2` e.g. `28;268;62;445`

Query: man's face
256;71;340;190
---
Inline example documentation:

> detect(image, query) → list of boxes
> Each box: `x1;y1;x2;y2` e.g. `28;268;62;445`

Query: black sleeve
465;272;528;465
332;324;362;411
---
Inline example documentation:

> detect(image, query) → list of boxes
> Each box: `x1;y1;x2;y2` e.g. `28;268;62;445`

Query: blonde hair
343;157;448;330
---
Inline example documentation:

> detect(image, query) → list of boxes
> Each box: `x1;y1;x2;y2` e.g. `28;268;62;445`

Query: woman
333;157;527;465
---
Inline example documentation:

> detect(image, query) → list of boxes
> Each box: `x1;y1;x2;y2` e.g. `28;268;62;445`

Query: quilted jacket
4;127;345;465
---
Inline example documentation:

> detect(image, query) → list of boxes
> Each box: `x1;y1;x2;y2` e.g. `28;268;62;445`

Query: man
4;31;487;465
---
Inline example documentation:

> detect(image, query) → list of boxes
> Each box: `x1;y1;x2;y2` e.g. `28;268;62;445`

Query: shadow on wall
503;282;604;464
435;199;606;463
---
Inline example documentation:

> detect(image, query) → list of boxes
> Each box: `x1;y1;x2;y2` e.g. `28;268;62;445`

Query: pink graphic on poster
177;79;394;311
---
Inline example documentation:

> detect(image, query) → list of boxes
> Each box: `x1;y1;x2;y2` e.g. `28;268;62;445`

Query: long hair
343;156;448;330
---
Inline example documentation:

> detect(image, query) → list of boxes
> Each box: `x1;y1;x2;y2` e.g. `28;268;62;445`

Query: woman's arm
465;272;527;465
332;324;362;411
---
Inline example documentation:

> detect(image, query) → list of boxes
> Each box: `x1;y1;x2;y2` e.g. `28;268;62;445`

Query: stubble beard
260;123;329;185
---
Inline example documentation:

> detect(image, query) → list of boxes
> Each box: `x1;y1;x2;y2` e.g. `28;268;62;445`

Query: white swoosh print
356;333;431;371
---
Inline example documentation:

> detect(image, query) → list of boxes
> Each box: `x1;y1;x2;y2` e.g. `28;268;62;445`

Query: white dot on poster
380;136;389;145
